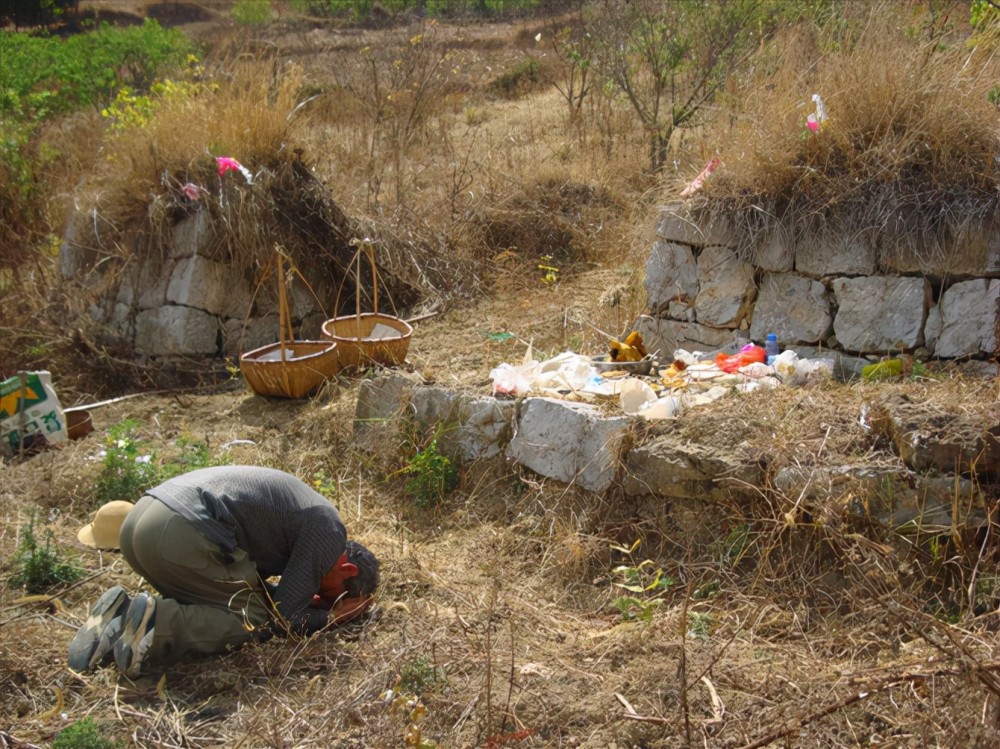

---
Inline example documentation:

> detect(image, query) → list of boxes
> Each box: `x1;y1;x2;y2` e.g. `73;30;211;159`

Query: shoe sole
114;594;155;677
67;586;129;672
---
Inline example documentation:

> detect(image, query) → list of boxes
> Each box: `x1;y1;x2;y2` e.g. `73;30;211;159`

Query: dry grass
704;2;1000;260
2;367;998;748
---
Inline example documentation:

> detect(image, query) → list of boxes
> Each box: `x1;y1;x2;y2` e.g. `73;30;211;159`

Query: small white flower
135;455;152;464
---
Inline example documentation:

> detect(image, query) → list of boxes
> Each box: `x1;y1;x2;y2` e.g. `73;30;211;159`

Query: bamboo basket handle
368;240;379;316
331;238;402;334
333;240;379;338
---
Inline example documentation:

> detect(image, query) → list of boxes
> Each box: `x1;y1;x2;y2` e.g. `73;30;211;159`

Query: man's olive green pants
118;496;273;667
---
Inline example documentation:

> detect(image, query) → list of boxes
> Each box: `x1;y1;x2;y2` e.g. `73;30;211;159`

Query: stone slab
832;276;930;353
507;397;631;493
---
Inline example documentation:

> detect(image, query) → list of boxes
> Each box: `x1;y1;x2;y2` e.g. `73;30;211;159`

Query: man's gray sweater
145;465;346;634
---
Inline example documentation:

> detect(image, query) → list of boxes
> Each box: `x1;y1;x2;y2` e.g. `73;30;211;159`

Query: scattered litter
221;439;257;450
680;156;721;198
488;338;836;420
485;332;515;342
862;359;903;381
215;156;254;184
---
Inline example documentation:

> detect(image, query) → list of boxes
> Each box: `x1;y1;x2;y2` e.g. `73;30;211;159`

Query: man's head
316;540;380;625
343;540;380;598
318;541;380;602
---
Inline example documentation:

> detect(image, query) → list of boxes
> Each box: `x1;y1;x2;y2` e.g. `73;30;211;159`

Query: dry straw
704;4;1000;262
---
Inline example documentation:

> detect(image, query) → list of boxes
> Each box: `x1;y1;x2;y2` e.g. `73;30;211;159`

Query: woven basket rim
241;339;339;363
321;313;413;340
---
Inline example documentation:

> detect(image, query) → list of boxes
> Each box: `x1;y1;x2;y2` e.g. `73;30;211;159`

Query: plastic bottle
765;334;779;366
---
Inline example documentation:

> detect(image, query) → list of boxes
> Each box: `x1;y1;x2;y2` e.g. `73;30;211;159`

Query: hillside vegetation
1;2;999;748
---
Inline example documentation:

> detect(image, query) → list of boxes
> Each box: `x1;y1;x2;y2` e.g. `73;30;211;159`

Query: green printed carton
1;371;68;456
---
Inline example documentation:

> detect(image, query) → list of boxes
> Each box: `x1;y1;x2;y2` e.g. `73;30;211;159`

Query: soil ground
2;4;1000;749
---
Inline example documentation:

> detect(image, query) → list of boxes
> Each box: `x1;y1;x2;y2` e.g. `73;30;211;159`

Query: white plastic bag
490;363;534;396
620;379;681;420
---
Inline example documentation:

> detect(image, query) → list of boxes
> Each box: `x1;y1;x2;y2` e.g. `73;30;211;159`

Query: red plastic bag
715;344;766;373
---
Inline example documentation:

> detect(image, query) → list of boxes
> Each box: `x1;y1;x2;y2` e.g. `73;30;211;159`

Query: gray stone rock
797;232;877;277
882;223;1000;277
933;278;1000;358
644;241;698;316
410;387;513;462
170;210;219;259
223;315;280;356
752;224;795;272
167;255;252;319
749;273;832;344
788;346;868;382
135;306;220;356
353;372;423;452
865;394;1000;476
656;204;736;248
114;257;171;310
507;397;631;492
773;465;989;531
449;396;514;461
923;304;942;354
832;276;930;353
694;245;755;328
634;315;738;358
59;215;96;279
623;435;761;500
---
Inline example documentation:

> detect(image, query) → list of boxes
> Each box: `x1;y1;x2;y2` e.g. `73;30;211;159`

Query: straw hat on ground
77;501;134;550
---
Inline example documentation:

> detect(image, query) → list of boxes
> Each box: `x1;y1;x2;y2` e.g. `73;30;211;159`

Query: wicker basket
321;240;412;371
240;340;340;398
322;313;412;370
240;252;340;398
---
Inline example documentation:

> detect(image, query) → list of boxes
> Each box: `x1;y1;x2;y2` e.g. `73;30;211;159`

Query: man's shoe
114;593;156;678
67;586;130;671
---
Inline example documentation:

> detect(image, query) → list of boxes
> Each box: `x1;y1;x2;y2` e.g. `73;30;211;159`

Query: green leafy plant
399;656;447;695
688;610;712;640
53;717;121;749
232;0;272;24
404;437;458;508
489;56;540;98
609;538;675;622
8;509;84;593
159;434;229;480
93;419;161;506
312;467;339;497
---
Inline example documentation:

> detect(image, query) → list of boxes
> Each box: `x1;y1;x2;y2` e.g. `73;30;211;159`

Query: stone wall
355;372;999;533
636;204;1000;361
61;209;330;359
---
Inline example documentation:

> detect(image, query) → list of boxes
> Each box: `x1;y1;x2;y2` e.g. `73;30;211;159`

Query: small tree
542;14;597;123
332;22;452;208
591;0;772;172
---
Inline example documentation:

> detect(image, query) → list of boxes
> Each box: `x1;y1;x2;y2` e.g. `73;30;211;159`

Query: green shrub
93;419;161;506
8;509;84;593
399;655;447;695
404;438;458;508
53;717;121;749
232;0;272;25
0;20;195;267
159;434;229;479
609;538;675;622
0;20;194;119
488;56;539;98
